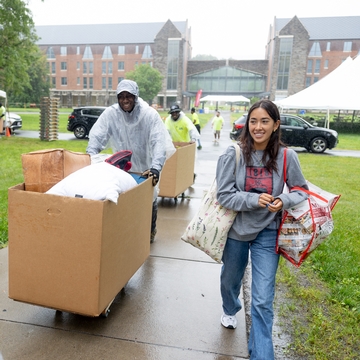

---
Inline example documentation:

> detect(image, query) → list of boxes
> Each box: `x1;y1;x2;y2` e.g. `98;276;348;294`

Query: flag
194;89;202;107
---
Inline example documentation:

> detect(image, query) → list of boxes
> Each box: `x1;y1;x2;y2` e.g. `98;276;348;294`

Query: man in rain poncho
87;79;174;243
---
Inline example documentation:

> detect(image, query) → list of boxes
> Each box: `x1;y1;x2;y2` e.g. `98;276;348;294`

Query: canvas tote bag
181;143;240;263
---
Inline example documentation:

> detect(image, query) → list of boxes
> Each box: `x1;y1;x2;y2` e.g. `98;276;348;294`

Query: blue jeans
220;228;280;360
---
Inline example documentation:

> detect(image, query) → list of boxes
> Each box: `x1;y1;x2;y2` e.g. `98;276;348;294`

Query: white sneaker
221;313;237;329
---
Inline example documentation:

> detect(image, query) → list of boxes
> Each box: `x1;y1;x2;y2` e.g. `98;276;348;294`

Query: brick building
267;15;360;101
36;20;191;108
35;15;360;108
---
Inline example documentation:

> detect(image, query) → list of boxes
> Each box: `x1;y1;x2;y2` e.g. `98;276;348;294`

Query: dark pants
151;200;158;233
195;124;201;134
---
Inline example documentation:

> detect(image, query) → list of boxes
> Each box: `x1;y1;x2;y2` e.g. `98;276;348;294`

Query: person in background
86;79;174;243
0;102;5;136
165;104;200;144
215;99;308;360
211;110;224;143
191;107;202;149
0;103;5;119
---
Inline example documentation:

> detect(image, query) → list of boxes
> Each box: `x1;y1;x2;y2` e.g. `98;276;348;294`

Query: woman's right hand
258;193;275;208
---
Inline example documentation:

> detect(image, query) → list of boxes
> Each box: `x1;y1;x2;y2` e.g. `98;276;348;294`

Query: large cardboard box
158;142;196;198
8;178;153;317
21;149;91;193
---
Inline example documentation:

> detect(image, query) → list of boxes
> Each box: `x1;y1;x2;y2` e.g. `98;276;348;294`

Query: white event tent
275;56;360;127
200;95;250;104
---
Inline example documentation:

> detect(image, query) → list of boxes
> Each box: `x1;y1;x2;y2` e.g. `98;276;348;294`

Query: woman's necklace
254;151;263;166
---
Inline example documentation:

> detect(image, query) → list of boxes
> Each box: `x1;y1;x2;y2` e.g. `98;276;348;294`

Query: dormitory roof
276;16;360;40
35;21;187;45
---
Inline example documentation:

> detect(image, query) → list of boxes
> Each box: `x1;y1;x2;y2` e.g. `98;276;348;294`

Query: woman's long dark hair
239;99;285;173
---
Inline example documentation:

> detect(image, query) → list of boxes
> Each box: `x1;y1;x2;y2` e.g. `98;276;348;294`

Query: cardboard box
8;178;153;317
21;149;91;193
158;142;196;198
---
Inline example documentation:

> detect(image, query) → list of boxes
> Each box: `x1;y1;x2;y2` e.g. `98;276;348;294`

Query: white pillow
46;162;137;204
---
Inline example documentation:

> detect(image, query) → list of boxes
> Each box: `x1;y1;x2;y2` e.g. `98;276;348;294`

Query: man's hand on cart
141;168;160;186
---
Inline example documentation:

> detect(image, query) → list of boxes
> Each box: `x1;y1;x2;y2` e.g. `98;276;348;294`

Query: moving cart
8;177;153;318
158;142;196;202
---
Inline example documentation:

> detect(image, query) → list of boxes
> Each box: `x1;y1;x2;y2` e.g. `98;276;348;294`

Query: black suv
67;106;106;139
230;113;338;153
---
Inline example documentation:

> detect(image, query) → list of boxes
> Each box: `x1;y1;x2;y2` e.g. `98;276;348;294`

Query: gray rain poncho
86;80;174;173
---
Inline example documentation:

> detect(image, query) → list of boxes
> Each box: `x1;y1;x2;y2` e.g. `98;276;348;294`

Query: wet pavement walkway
0;111;250;359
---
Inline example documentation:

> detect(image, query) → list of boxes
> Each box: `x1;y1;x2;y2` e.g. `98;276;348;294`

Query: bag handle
233;143;241;173
283;149;328;203
283;148;287;184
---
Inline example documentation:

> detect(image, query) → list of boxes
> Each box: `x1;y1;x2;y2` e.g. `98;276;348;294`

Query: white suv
2;112;23;134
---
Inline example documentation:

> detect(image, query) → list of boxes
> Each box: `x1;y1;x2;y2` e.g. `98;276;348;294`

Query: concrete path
0;111;250;359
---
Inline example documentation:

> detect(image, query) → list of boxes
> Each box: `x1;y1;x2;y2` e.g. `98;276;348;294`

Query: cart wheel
100;309;110;318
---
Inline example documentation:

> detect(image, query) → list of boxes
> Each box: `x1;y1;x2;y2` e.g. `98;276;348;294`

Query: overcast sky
28;0;360;60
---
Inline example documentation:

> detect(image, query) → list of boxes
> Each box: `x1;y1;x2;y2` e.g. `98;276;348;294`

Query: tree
0;0;47;98
191;54;218;60
126;64;163;104
9;47;50;105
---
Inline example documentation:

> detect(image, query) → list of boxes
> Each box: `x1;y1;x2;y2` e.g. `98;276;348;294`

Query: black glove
141;168;160;186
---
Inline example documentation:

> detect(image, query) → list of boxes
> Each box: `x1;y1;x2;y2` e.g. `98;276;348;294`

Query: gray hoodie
216;145;308;241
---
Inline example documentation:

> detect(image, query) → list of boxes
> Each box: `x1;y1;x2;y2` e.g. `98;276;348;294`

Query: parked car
230;113;338;153
1;112;23;134
67;106;106;139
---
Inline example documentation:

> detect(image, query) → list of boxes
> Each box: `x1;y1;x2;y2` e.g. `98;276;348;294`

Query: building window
276;37;293;90
89;62;93;74
314;59;321;74
326;42;331;51
142;45;152;59
313;77;319;83
307;59;313;74
324;59;329;69
61;62;67;71
77;46;80;55
89;77;93;89
102;46;113;59
61;77;67;86
52;77;56;87
47;47;55;59
108;77;112;89
102;77;106;89
135;45;139;54
118;77;124;84
83;46;93;59
60;46;67;56
343;41;352;52
118;46;125;55
305;77;311;88
76;62;80;70
187;66;265;94
83;62;87;74
167;39;180;90
118;61;124;70
77;77;80;85
108;62;113;75
51;62;56;74
102;62;107;74
135;61;138;66
309;42;322;57
83;77;87;89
